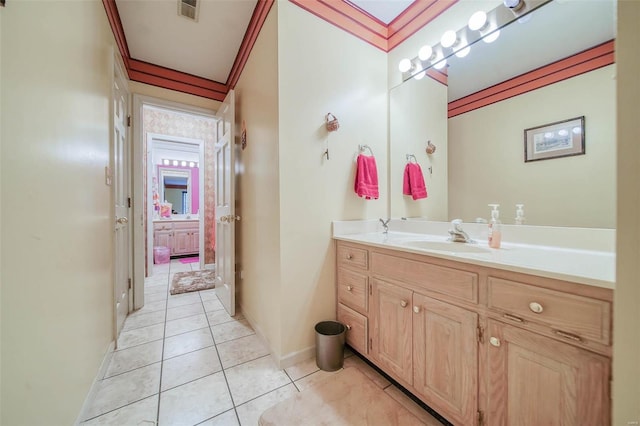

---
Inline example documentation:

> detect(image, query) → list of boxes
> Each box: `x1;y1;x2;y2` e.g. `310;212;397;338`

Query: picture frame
524;116;585;162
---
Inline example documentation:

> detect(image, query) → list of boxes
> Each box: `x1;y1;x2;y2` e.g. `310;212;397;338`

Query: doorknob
219;216;228;223
116;217;129;224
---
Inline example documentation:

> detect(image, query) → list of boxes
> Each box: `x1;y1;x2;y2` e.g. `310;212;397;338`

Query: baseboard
240;304;315;370
74;340;115;425
278;345;315;370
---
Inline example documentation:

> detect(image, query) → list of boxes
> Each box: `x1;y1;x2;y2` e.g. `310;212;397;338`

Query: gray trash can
315;321;346;372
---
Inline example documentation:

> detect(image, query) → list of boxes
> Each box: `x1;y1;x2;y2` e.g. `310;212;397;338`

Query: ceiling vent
178;0;199;22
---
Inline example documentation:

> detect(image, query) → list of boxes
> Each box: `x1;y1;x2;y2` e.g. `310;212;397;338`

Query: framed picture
524;116;585;162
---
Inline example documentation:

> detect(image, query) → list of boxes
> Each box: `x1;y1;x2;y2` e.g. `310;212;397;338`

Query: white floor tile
158;372;233;426
198;289;218;301
105;340;163;378
166;302;205;321
224;356;291;406
235;384;298;426
202;298;224;312
284;357;319;381
145;292;168;303
117;323;165;350
217;334;270;369
84;363;161;420
206;309;241;327
293;368;340;392
210;319;254;344
161;346;222;391
128;300;167;317
122;309;166;331
167;292;201;308
163;327;214;359
81;395;158;425
144;284;169;295
197;409;239;426
164;314;209;337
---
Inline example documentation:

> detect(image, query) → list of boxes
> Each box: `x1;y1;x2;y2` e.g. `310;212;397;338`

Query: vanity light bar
399;0;552;82
162;159;198;168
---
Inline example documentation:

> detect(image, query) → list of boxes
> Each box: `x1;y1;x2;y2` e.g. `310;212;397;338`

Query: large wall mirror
389;0;615;228
159;167;192;214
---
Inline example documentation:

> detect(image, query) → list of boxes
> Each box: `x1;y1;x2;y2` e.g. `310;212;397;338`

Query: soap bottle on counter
488;204;502;249
515;204;525;225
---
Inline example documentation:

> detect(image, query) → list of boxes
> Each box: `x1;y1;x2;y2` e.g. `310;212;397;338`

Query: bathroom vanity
153;218;199;256
334;224;613;426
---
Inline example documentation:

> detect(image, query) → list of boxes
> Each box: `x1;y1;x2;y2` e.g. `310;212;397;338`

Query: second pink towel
403;163;428;200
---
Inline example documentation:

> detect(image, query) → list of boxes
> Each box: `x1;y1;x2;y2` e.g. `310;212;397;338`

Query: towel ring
359;144;374;156
406;154;417;163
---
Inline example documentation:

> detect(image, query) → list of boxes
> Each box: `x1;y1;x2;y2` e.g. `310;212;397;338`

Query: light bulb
544;132;554;139
418;45;433;61
433;58;447;70
441;30;457;48
414;70;426;80
398;58;412;73
572;127;582;134
483;29;500;43
172;160;178;166
503;0;523;10
181;161;187;167
468;11;487;31
189;161;195;167
455;44;471;58
163;159;169;165
557;129;569;137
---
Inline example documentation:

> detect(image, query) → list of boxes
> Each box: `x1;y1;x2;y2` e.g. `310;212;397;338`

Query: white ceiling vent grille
178;0;199;22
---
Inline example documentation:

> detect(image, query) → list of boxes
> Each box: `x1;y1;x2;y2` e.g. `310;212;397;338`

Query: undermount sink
403;240;490;254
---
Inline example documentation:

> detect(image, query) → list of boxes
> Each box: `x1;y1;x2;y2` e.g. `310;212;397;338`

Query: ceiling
108;0;615;102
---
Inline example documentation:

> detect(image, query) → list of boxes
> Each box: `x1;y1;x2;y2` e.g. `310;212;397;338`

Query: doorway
131;96;217;310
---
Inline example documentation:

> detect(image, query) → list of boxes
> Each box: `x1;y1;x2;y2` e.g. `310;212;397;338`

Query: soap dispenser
515;204;525;225
488;204;502;249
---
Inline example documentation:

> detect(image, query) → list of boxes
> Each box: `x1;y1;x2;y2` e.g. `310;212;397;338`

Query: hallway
81;259;438;425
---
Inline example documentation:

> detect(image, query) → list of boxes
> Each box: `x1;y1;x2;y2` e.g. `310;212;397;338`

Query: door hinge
477;410;484;426
369;283;372;296
369;338;372;351
126;115;131;127
477;324;485;344
128;278;132;290
127;197;131;208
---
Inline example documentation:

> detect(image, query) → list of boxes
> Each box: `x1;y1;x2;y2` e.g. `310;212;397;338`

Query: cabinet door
190;229;200;254
173;229;191;255
154;230;173;253
413;293;478;426
486;320;610;426
371;278;413;384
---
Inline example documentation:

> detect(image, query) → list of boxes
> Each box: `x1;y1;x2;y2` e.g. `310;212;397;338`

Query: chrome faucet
379;218;390;234
448;219;475;243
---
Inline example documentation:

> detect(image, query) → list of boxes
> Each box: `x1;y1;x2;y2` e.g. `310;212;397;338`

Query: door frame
131;95;216;310
146;133;205;277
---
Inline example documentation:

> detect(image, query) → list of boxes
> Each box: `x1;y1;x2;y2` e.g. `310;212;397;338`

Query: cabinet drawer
337;244;368;270
371;252;478;303
488;277;611;345
337;268;368;314
337;303;368;355
153;223;172;231
173;221;199;230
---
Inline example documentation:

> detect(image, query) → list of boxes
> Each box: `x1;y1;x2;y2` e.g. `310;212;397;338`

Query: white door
215;90;236;316
113;60;131;338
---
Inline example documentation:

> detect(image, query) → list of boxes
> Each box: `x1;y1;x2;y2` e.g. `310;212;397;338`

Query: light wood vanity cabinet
335;240;612;426
153;220;199;256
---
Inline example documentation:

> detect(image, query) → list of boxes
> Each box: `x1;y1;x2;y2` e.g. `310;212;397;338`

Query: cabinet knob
529;302;544;314
346;254;353;260
400;300;408;308
346;285;353;292
345;324;352;331
413;306;420;314
489;337;501;347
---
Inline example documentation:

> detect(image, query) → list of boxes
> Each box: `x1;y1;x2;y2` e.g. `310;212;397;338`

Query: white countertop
153;216;199;222
333;229;615;290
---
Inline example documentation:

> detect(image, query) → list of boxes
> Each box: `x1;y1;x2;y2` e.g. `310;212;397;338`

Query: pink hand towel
404;163;428;200
354;154;379;200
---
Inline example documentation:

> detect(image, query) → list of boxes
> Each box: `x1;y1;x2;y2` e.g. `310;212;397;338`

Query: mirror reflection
390;0;615;228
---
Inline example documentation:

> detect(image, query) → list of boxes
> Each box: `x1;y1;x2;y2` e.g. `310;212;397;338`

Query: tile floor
81;258;442;426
